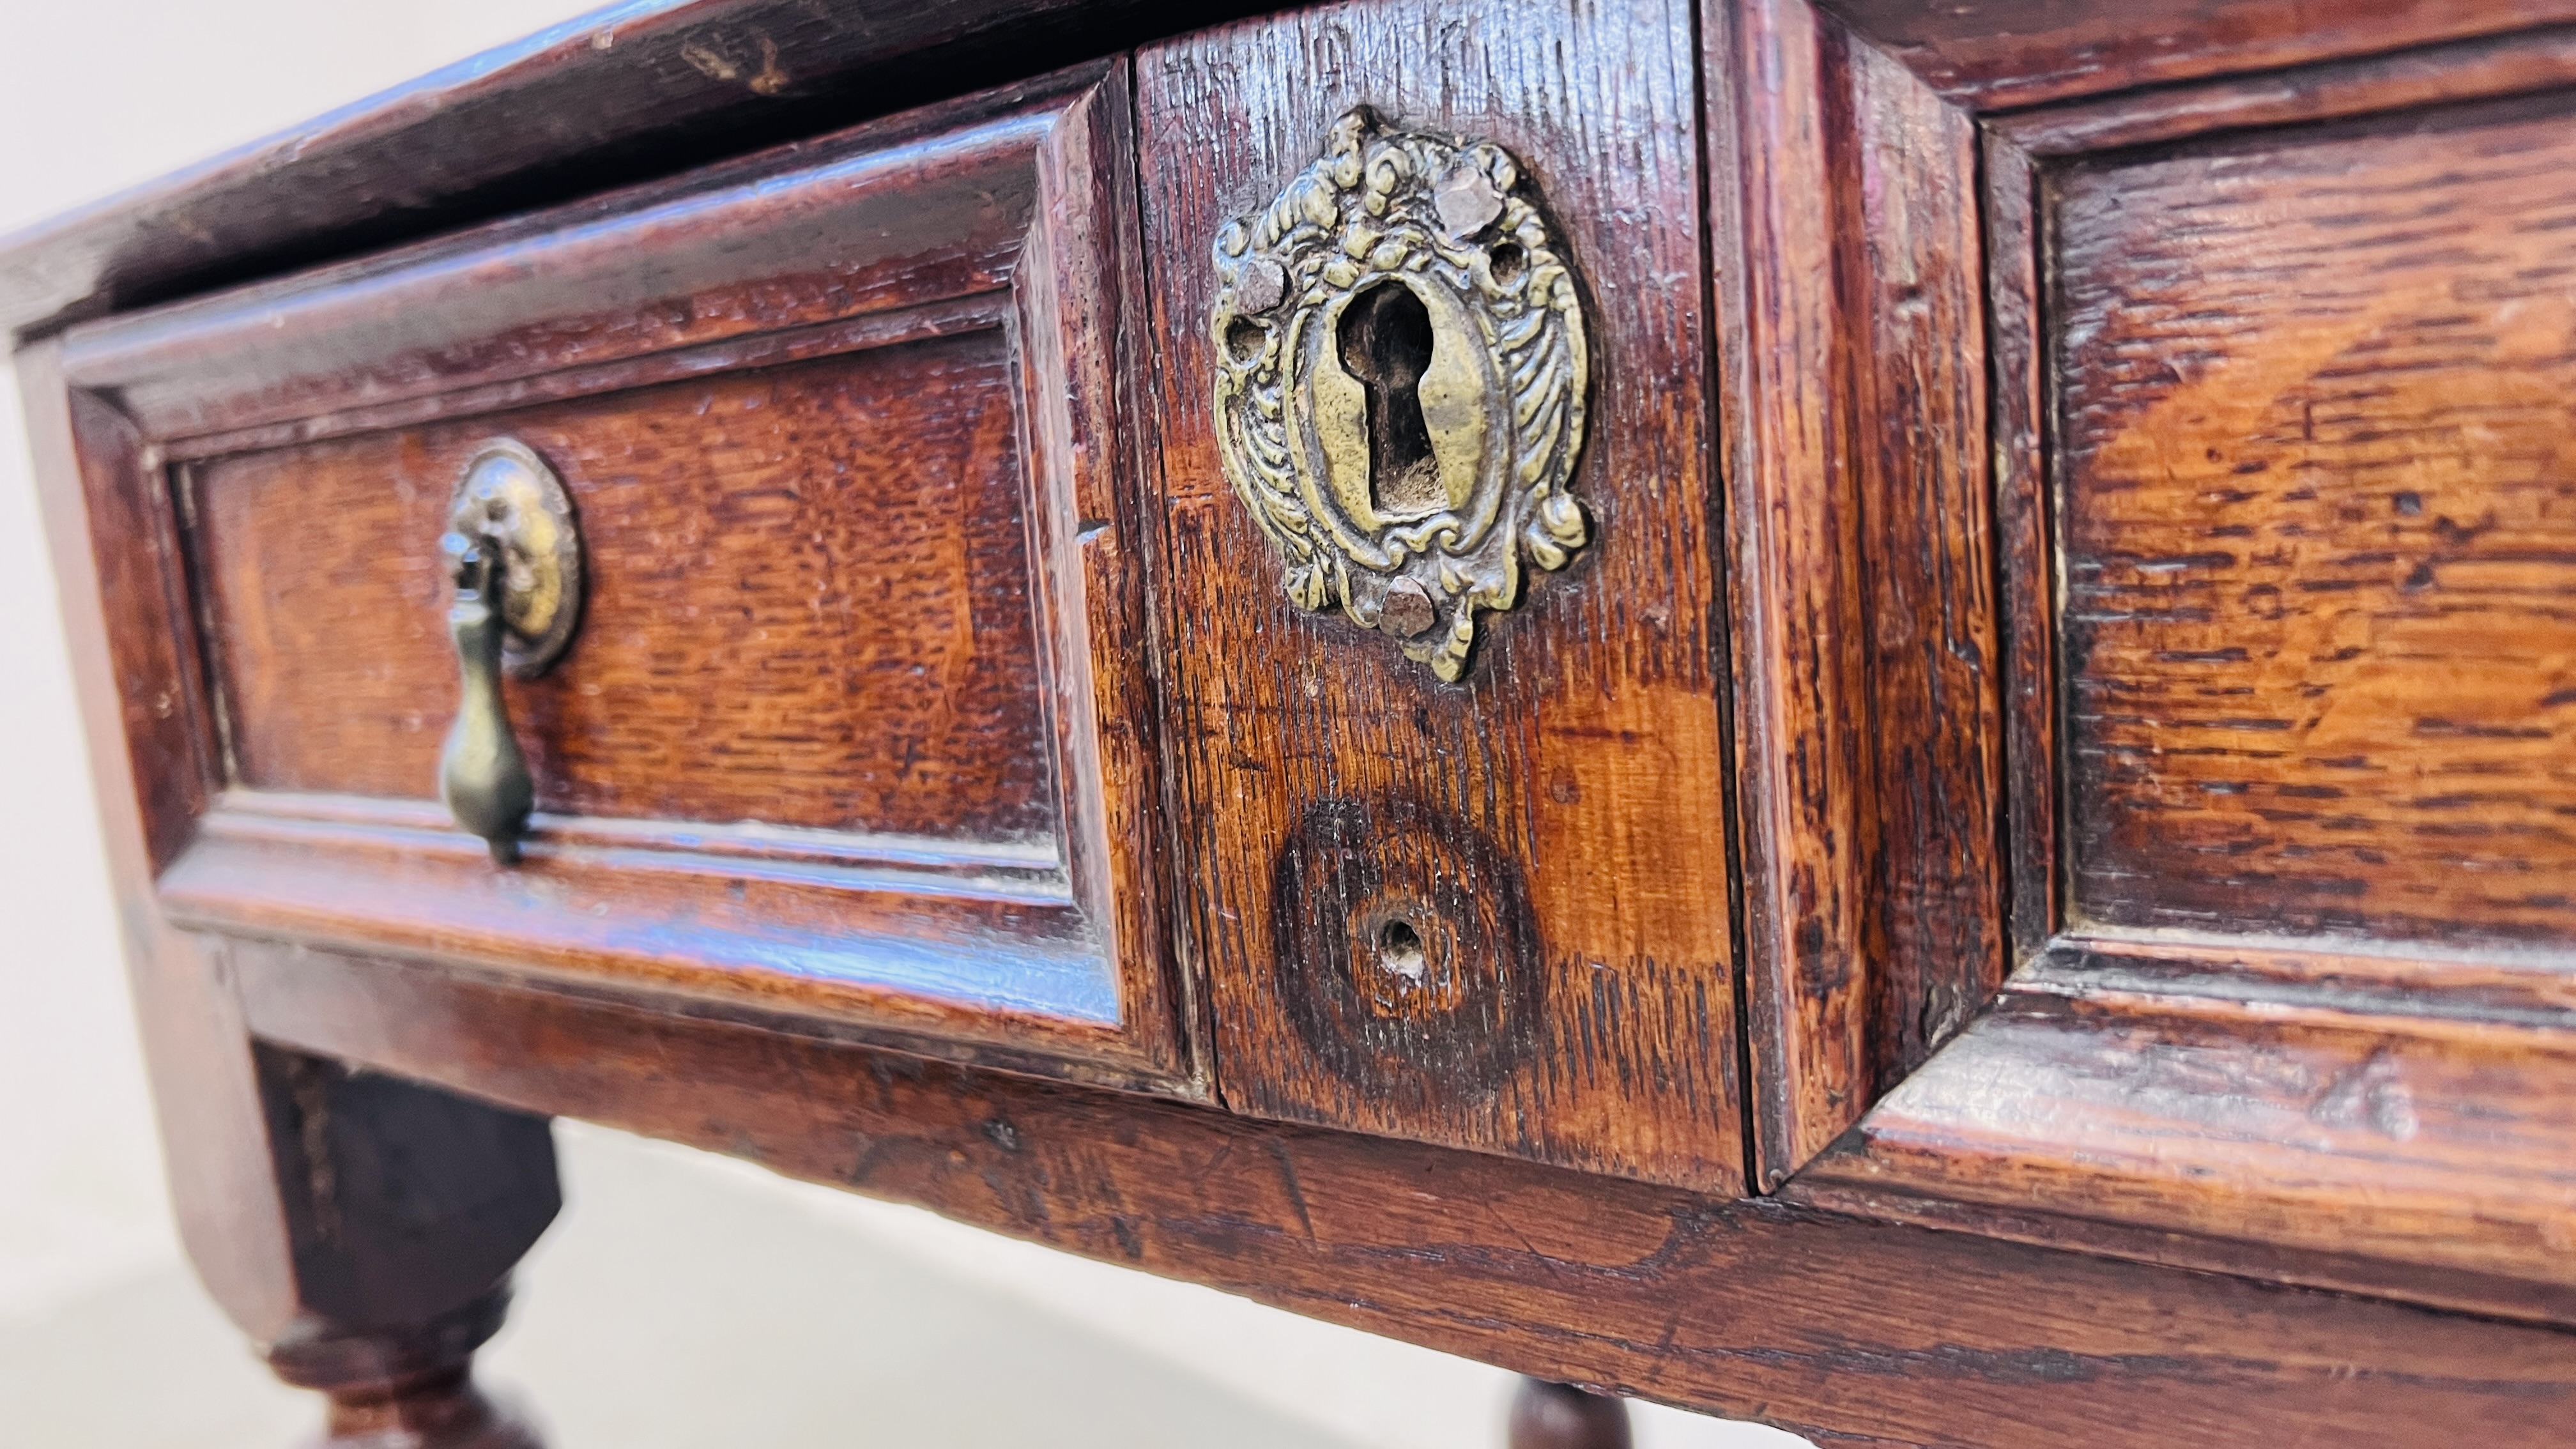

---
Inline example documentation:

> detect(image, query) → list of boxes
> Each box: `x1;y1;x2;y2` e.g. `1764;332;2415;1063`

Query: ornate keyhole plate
1211;107;1593;682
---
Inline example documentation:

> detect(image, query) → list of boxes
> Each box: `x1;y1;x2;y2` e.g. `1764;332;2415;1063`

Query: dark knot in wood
1269;796;1542;1104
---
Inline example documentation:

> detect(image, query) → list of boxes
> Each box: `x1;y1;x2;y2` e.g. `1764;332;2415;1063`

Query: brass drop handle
440;525;535;862
436;441;584;865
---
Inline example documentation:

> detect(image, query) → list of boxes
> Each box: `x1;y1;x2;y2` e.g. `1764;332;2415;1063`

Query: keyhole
1337;282;1443;518
1376;918;1428;985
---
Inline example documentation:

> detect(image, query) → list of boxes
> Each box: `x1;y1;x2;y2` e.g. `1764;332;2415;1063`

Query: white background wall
0;6;1800;1447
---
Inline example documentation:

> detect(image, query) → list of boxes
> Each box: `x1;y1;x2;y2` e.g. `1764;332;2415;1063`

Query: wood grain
195;335;1054;844
233;938;2576;1449
2053;92;2576;950
1818;0;2576;109
65;86;1054;443
157;800;1135;1075
1814;29;2576;1330
1984;133;2055;962
1709;0;2007;1183
1138;0;1741;1191
1709;0;1874;1190
1839;31;2006;1107
1991;22;2576;159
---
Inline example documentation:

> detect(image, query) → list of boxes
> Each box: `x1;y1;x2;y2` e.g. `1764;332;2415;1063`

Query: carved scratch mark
1266;1137;1318;1240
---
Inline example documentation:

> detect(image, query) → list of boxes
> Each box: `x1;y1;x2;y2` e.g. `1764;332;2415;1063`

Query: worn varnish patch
2053;94;2576;949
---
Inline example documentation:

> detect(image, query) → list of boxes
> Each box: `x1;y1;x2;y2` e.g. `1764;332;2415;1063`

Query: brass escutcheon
1211;107;1593;682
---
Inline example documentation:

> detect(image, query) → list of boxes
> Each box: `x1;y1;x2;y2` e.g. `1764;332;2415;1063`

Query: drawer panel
2054;93;2576;952
196;336;1054;843
61;66;1187;1088
1137;0;1741;1190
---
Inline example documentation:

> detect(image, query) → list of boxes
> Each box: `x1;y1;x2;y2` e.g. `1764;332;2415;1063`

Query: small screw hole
1376;918;1427;983
1225;316;1270;364
1489;242;1527;286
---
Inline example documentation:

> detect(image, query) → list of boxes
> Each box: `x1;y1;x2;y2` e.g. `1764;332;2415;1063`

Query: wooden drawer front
1138;0;1741;1190
62;67;1188;1089
2053;95;2576;953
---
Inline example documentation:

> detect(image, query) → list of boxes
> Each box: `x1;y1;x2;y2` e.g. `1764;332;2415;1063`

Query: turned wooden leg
266;1285;541;1449
233;1041;560;1448
123;935;560;1449
1508;1378;1633;1449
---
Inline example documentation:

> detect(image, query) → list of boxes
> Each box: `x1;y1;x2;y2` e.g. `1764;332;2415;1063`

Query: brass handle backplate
438;440;583;864
1211;107;1593;682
